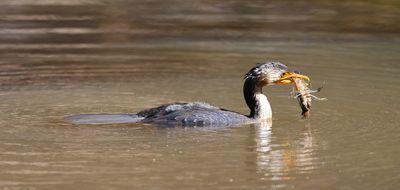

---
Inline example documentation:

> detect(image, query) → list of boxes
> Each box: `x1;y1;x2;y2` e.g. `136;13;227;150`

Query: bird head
244;62;310;86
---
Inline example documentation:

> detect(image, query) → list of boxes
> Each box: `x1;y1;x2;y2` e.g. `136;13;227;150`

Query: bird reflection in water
251;121;317;181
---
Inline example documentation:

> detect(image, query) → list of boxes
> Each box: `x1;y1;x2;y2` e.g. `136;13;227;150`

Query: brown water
1;0;400;189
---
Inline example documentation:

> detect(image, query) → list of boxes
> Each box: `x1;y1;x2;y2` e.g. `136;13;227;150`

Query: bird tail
64;114;144;125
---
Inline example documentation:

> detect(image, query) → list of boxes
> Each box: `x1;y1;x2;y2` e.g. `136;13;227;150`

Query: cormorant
64;62;309;127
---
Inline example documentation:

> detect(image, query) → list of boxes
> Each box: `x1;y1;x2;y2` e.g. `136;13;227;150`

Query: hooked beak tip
275;72;310;84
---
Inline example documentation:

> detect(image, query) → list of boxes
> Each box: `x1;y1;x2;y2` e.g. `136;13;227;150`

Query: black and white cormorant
64;62;310;127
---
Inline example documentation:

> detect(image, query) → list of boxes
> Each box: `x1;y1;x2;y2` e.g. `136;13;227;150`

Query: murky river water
1;0;400;189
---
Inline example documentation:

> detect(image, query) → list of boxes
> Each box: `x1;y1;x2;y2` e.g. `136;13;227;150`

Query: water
1;0;400;189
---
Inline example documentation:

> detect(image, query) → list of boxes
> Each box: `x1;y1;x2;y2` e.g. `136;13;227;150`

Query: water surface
0;0;400;189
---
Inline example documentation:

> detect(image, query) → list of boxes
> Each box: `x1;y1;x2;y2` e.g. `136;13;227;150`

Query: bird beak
275;72;310;84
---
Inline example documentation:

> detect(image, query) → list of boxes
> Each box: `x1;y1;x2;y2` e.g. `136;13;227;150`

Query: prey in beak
274;72;310;84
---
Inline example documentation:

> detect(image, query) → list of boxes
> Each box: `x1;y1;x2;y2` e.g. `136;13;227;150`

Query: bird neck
243;79;272;120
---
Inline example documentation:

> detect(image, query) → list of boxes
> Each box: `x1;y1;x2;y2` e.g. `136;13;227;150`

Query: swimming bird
64;62;310;127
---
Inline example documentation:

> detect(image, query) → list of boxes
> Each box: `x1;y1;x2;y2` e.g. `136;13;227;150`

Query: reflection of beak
275;72;310;84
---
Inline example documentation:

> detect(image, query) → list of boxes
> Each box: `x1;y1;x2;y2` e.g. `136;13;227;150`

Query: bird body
139;102;253;127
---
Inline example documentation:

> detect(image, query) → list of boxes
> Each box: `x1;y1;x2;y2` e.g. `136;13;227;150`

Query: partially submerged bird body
64;62;310;127
65;100;262;127
138;102;253;127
